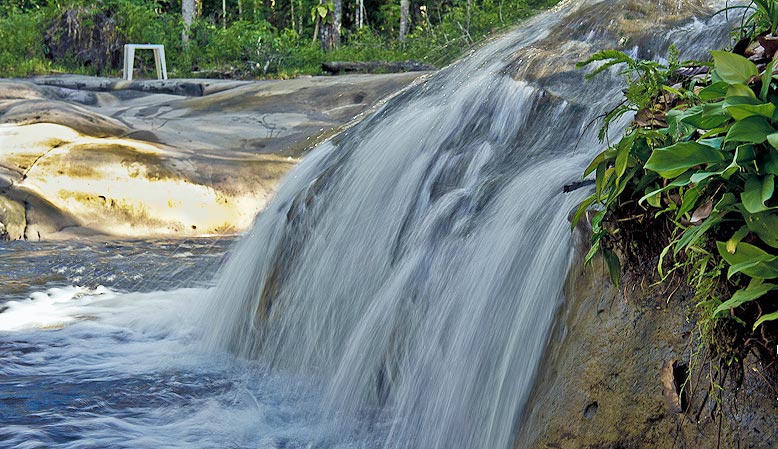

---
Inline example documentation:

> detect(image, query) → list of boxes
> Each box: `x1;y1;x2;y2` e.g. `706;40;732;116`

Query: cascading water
0;1;734;448
200;1;731;448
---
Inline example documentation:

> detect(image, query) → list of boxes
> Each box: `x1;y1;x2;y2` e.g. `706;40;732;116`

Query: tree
182;0;199;43
399;0;409;41
332;0;342;47
312;0;338;50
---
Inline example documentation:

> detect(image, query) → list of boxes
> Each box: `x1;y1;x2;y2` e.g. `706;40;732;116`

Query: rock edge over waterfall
0;73;427;240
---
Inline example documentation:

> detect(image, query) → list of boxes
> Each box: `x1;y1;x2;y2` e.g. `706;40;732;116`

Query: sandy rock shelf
0;73;428;240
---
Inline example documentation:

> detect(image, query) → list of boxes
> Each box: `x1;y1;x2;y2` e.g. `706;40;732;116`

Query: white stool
122;44;168;81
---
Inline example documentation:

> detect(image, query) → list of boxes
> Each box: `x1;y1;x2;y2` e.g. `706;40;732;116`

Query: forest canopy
0;0;559;78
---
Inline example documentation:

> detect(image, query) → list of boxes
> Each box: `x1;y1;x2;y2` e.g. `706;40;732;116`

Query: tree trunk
356;0;364;28
399;0;409;41
222;0;227;28
291;0;295;31
332;0;342;47
182;0;197;44
312;1;321;45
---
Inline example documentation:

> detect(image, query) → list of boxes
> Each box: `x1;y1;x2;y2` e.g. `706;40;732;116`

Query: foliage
576;47;685;140
719;0;778;38
0;7;51;76
0;0;560;78
574;47;778;334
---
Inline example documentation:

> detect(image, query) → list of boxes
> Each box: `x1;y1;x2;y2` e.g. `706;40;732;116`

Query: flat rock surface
0;73;428;239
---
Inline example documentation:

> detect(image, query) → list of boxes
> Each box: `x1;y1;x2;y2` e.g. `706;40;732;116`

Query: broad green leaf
645;190;662;208
760;146;778;174
638;172;693;205
753;310;778;329
666;109;697;140
699;101;732;129
717;241;778;279
711;50;758;84
698;137;724;149
584;232;601;264
724;116;775;144
615;139;630;177
595;162;606;198
724;95;763;106
767;132;778;150
644;142;727;178
741;174;775;213
713;282;777;315
599;166;615;197
718;192;738;209
740;208;778;247
689;145;743;183
603;248;620;287
697;81;729;100
677;186;702;218
570;195;596;230
725;102;775;120
698;126;731;140
761;60;776;101
678;105;704;127
728;256;778;278
726;83;757;99
583;151;606;177
734;144;757;163
688;164;738;183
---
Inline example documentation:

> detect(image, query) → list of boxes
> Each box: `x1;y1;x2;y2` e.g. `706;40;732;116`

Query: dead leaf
690;200;713;225
758;35;778;59
664;193;681;206
660;360;683;413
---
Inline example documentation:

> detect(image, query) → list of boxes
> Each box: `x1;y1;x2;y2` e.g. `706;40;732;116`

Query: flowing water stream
1;1;731;448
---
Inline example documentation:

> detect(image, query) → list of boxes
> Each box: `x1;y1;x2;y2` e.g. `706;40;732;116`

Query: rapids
1;0;731;447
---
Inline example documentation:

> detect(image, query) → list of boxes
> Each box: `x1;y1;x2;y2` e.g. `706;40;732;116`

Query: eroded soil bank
0;73;427;240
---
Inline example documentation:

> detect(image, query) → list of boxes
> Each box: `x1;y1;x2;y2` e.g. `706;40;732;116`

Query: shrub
574;47;778;333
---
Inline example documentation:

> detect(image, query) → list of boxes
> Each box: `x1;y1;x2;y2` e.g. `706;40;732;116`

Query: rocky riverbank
519;233;778;449
0;72;428;240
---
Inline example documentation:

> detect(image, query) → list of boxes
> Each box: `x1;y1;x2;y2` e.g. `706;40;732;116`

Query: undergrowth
0;0;559;78
573;7;778;376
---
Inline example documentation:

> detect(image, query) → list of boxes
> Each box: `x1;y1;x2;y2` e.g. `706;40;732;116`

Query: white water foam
0;287;370;449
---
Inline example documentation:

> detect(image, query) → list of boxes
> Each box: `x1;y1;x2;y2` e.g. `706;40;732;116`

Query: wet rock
0;195;26;241
322;60;436;74
518;241;778;448
0;72;426;239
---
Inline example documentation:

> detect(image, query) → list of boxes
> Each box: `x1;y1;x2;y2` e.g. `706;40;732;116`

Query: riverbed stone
0;72;428;239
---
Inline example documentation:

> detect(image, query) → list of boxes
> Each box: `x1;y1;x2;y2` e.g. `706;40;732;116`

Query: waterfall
200;1;730;447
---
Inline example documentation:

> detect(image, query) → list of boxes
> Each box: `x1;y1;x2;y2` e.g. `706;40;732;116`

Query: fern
576;49;638;80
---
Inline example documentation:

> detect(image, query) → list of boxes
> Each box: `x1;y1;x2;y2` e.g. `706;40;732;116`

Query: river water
1;0;730;447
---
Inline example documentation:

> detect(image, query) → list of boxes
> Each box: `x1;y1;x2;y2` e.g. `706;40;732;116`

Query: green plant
571;48;687;286
576;47;686;140
720;0;778;37
575;48;778;331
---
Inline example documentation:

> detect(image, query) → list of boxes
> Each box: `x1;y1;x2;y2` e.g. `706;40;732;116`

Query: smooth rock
0;72;429;239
